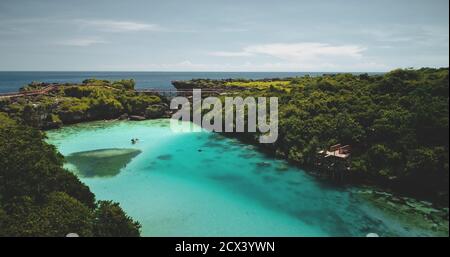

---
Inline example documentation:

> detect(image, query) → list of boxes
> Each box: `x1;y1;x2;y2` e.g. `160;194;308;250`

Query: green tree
93;201;141;237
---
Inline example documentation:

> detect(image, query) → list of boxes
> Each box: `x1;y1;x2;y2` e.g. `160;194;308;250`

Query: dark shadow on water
262;175;278;183
203;141;225;148
238;153;257;159
255;161;272;168
157;154;172;160
144;161;158;170
208;174;245;182
206;164;395;236
65;148;141;178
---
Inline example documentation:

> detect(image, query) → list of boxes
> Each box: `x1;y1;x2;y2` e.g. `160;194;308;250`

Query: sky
0;0;448;72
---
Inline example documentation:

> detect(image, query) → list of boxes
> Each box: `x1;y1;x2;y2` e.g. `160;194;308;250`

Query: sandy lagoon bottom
45;119;442;236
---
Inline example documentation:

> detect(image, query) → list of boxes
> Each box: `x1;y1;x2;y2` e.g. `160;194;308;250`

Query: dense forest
173;68;449;205
0;113;141;236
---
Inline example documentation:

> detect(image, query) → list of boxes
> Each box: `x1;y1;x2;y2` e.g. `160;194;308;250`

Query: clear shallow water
46;119;431;236
0;71;381;93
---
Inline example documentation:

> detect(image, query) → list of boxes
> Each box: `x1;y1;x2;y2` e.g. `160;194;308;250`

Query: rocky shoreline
355;188;449;236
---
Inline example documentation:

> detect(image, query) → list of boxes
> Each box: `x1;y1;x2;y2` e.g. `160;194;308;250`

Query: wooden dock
316;144;352;180
318;144;351;159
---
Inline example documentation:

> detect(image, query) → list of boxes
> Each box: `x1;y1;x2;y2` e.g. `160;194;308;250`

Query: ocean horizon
0;71;383;93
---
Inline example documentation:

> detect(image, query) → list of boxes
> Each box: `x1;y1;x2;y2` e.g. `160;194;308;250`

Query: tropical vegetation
173;68;449;205
0;79;168;128
0;113;141;236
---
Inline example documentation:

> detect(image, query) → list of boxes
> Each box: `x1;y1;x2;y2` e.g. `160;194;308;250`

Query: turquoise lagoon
46;119;435;236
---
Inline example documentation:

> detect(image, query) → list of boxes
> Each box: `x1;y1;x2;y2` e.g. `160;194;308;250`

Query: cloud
209;51;254;57
0;18;165;33
95;58;389;72
58;38;108;47
361;28;413;42
204;42;389;71
246;43;366;61
361;25;449;45
75;19;163;32
209;42;366;61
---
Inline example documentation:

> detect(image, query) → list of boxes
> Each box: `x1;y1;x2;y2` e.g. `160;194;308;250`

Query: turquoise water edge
45;119;441;237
